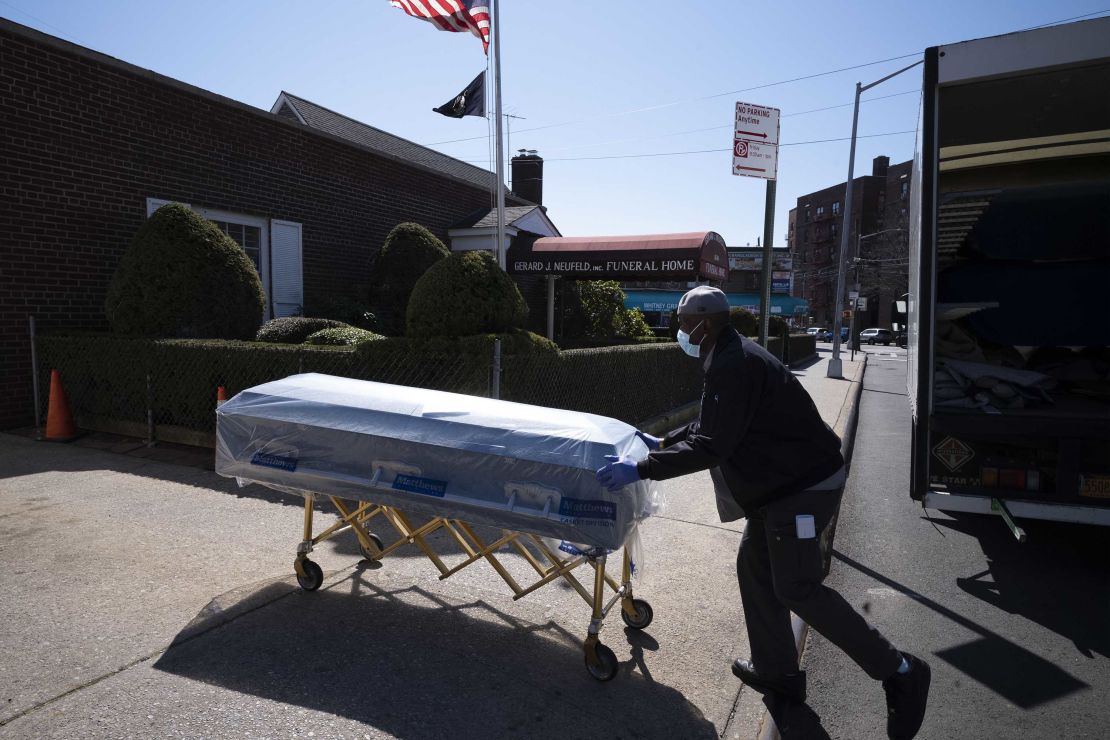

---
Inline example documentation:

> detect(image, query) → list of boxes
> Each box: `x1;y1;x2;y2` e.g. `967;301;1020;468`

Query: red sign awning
508;231;729;282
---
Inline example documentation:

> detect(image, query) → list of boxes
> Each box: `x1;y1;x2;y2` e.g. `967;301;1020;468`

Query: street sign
732;140;778;178
734;102;780;145
856;296;868;310
733;101;780;180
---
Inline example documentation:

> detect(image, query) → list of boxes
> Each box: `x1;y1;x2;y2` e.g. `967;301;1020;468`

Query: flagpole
491;0;506;270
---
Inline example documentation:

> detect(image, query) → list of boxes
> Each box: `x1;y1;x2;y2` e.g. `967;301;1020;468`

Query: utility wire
0;0;89;45
431;52;923;146
460;130;915;164
530;90;918;157
430;8;1109;148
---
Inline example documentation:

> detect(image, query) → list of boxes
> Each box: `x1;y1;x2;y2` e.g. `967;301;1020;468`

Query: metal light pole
827;60;922;378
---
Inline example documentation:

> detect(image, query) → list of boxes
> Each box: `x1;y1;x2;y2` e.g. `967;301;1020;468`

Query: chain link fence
33;331;702;445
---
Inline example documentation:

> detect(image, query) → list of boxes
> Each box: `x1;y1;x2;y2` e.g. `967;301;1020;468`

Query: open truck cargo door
908;17;1110;537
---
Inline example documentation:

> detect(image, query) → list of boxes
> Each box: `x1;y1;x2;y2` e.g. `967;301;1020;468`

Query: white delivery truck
907;18;1110;540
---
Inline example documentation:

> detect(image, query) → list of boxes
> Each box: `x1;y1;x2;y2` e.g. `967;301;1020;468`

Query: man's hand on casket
635;431;663;450
595;455;641;491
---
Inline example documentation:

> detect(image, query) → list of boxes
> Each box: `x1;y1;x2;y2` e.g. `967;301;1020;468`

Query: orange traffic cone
216;386;228;408
44;369;78;441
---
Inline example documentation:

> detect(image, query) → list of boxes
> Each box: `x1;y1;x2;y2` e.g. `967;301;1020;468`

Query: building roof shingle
277;92;499;191
450;206;540;229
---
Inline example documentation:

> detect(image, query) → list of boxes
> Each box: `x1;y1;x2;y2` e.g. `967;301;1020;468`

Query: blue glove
595;454;641;491
635;430;663;450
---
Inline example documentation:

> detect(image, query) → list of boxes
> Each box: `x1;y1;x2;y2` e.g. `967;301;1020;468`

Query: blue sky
4;0;1106;247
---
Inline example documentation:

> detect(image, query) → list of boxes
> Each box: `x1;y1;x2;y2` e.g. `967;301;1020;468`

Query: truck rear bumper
923;491;1110;526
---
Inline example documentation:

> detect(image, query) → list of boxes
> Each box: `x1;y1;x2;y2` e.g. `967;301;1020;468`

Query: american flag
389;1;491;53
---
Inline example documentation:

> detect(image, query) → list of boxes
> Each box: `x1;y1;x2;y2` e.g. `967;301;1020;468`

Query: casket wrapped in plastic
215;374;661;550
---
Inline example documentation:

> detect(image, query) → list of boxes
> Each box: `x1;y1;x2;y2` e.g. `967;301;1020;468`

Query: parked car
860;327;893;345
809;328;830;341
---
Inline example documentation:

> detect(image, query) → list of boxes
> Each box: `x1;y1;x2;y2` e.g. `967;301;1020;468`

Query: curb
637;400;700;437
756;354;868;740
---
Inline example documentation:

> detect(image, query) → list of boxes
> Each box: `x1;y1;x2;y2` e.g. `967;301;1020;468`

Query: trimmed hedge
375;222;450;334
256;317;347;344
35;331;701;437
729;307;758;336
305;295;381;332
105;203;265;339
406;251;528;338
305;327;385;346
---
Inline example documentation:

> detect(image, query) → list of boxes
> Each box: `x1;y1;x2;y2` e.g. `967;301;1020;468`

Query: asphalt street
779;344;1110;739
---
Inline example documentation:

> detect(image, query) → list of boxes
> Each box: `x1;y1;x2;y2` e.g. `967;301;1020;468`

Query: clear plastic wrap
215;374;662;551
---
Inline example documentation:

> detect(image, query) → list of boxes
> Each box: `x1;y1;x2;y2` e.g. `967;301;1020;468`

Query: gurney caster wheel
358;532;385;561
620;599;654;630
296;559;324;591
585;643;618;682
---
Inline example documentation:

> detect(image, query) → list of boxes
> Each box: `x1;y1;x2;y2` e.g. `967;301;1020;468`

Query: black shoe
882;653;931;740
731;658;807;703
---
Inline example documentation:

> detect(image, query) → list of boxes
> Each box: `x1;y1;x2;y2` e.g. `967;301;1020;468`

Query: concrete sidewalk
0;350;864;739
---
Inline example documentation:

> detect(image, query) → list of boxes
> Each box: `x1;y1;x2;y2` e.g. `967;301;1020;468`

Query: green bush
575;281;655;341
35;331;702;435
306;295;381;332
354;330;556;362
500;343;703;423
305;327;384;346
406;251;528;338
375;222;450;334
729;307;758;336
256;317;348;344
768;314;790;337
104;203;265;339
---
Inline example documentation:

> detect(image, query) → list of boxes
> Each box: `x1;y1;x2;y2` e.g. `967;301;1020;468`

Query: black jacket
638;327;843;510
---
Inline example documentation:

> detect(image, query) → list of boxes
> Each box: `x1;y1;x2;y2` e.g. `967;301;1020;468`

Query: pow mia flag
433;72;486;119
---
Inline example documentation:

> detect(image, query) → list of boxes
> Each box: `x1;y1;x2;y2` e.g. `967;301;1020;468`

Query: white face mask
676;320;704;358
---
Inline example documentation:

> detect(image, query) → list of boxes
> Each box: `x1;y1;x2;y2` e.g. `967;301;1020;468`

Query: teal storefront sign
624;290;808;318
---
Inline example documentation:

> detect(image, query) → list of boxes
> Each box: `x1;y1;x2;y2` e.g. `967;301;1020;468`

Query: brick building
790;155;912;328
0;19;533;428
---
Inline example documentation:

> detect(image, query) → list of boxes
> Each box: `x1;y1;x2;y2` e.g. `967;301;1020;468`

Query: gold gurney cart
215;374;661;681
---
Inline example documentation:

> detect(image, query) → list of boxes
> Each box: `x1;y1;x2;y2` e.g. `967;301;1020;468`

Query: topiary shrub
375;222;450;334
306;295;381;332
256;317;347;344
406;251;528;338
729;307;758;336
768;314;790;337
104;203;265;339
304;326;385;346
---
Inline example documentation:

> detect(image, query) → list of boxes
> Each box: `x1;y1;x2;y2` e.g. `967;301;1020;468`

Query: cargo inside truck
910;20;1110;532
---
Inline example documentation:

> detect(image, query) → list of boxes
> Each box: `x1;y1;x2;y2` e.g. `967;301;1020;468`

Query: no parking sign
732;101;780;179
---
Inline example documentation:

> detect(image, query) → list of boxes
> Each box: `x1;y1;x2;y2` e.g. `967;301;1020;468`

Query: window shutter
270;220;303;318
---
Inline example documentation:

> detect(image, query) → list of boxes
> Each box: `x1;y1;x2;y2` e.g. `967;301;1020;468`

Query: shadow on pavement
763;694;833;739
787;354;822;373
153;565;716;739
832;547;1090;709
1;433;512;564
926;512;1110;661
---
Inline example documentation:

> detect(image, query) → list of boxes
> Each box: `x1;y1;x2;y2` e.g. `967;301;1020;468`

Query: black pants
737;487;902;681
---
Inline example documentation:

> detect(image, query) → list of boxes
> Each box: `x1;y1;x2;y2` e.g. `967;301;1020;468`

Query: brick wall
0;21;520;428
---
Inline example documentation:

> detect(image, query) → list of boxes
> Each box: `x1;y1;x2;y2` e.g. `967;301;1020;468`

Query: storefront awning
507;231;729;281
624;290;808;317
